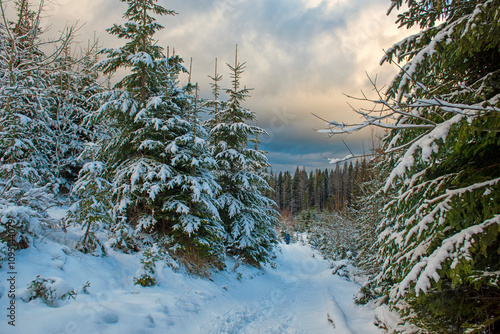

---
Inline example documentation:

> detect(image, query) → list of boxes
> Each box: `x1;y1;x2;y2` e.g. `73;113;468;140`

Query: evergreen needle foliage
89;0;225;267
0;0;97;255
0;0;280;276
207;48;279;266
67;144;112;256
334;1;500;332
321;0;499;331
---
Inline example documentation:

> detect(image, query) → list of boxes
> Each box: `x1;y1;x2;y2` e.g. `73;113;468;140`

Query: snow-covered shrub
134;244;162;287
0;241;8;265
0;205;39;253
21;276;90;306
21;276;77;306
0;185;53;265
307;211;357;261
107;216;140;253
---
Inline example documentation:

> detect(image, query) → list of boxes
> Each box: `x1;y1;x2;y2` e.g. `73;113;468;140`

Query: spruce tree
0;0;76;253
91;0;224;266
66;144;112;256
362;1;500;331
0;0;53;204
208;47;278;266
46;41;104;192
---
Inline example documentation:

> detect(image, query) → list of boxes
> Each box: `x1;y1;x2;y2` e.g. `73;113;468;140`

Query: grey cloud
162;0;381;92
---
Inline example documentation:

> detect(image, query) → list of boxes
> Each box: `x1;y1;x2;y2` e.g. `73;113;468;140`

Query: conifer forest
0;0;499;333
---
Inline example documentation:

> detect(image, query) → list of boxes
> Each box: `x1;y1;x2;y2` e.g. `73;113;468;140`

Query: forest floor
0;208;388;334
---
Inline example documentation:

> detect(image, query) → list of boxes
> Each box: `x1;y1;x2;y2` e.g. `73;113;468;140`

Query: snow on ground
1;225;383;334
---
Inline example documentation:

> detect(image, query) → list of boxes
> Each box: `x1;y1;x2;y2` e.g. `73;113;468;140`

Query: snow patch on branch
395;214;500;298
384;114;462;192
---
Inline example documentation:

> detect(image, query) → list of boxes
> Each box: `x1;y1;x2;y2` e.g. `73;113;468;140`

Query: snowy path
1;233;383;334
204;243;382;334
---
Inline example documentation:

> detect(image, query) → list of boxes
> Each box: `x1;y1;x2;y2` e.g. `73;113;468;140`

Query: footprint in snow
97;309;119;324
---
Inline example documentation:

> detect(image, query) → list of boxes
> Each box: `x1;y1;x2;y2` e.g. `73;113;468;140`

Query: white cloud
302;0;349;12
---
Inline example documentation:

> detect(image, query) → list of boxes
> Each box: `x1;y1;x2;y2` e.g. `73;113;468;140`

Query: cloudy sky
41;0;414;173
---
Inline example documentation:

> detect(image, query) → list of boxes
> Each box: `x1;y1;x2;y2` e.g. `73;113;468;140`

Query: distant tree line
268;159;372;214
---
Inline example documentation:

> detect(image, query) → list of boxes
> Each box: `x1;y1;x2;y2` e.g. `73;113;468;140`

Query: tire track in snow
324;288;353;334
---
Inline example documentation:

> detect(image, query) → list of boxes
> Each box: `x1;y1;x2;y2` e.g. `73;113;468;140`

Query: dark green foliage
134;244;162;286
207;50;279;266
89;0;226;269
317;1;500;332
365;0;500;332
23;276;90;306
408;283;500;333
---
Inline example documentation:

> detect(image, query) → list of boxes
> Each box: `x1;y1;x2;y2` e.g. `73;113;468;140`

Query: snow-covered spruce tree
0;0;77;255
352;171;386;276
66;144;112;256
207;48;278;266
91;0;225;268
134;243;162;286
308;210;357;261
204;58;226;149
45;41;104;193
350;152;389;304
0;0;52;203
322;1;500;331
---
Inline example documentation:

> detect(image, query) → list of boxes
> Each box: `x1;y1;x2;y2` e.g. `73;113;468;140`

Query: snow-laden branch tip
395;214;500;298
328;155;354;164
318;71;499;163
383;114;463;191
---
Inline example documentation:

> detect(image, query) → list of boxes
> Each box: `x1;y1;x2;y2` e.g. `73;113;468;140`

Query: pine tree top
96;0;177;81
